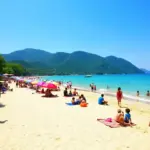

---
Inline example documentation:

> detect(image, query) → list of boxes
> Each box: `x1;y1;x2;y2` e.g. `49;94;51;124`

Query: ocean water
43;74;150;101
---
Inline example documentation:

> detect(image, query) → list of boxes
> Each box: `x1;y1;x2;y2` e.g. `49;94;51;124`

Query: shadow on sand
0;103;6;108
0;120;8;124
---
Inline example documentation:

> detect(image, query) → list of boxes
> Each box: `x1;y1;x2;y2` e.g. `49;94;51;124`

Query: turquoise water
43;74;150;99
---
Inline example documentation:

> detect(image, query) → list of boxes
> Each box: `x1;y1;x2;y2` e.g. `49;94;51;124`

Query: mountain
140;68;150;74
105;56;143;74
2;48;144;75
3;48;52;62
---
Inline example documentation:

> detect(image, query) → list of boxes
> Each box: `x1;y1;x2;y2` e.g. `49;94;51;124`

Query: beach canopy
52;81;59;85
31;80;39;85
37;81;45;86
41;83;57;89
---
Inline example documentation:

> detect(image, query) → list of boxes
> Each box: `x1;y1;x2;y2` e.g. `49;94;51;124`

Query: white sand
0;84;150;150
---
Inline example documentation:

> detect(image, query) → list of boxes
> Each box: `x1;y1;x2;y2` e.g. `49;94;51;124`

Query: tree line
0;55;29;76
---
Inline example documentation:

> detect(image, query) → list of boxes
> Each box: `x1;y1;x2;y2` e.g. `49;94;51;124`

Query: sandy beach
0;83;150;150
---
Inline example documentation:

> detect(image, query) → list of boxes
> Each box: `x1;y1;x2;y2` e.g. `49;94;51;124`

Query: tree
0;55;6;74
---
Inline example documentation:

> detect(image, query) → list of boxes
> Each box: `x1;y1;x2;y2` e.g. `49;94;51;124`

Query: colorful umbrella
37;81;45;86
41;83;57;89
31;80;39;85
52;81;59;85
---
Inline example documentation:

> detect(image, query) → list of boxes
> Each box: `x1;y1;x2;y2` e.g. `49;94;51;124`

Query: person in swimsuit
116;87;123;107
115;109;124;125
146;90;150;96
137;91;140;96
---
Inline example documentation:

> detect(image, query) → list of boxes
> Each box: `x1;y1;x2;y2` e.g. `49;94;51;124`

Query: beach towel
65;102;76;106
97;118;120;128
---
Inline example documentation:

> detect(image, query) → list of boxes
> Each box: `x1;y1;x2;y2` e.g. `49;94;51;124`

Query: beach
0;83;150;150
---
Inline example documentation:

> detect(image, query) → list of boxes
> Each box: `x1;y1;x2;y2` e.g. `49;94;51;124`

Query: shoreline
68;85;150;104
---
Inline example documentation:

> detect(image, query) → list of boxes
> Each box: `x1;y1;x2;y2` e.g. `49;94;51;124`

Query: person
116;87;123;107
64;88;68;96
124;108;135;126
49;89;57;97
76;96;82;104
137;91;140;97
41;88;45;94
73;88;78;96
45;89;49;97
44;89;57;97
98;94;108;105
81;94;86;102
71;97;76;104
90;84;94;92
16;82;19;88
146;90;150;96
115;109;124;124
93;85;96;92
80;99;88;107
69;90;72;96
71;97;80;105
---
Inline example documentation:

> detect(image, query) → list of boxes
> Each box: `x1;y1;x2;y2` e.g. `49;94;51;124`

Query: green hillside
2;49;144;75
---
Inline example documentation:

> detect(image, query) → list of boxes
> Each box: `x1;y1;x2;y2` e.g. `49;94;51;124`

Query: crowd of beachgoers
0;75;150;128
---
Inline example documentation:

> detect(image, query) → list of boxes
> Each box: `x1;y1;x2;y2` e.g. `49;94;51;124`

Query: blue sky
0;0;150;69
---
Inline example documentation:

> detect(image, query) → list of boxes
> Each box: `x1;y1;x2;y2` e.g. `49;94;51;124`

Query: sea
42;74;150;103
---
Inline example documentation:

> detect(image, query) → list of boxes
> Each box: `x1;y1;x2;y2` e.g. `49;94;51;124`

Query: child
115;109;124;124
124;108;134;126
116;87;123;107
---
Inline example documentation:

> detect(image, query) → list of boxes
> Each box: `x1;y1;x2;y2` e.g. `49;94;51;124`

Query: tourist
16;82;19;88
98;94;108;105
115;109;124;124
80;99;88;107
48;89;57;97
64;88;68;96
71;97;80;105
41;88;45;94
90;83;94;92
69;90;72;96
81;94;86;102
76;96;82;104
71;97;76;104
116;87;123;107
93;85;96;92
137;91;140;96
73;88;78;96
124;108;134;126
146;90;150;96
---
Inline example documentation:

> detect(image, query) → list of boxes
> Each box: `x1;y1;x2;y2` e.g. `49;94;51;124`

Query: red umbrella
41;83;57;89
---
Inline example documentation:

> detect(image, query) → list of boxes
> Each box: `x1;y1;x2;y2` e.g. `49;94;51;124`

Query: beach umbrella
37;81;45;86
25;80;32;83
41;83;57;89
52;81;59;85
18;78;24;82
31;80;39;85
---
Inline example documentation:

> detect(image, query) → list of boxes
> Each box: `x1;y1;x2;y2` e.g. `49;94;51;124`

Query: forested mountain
2;48;143;75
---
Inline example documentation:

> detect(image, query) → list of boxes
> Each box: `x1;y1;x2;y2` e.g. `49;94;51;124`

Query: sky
0;0;150;69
